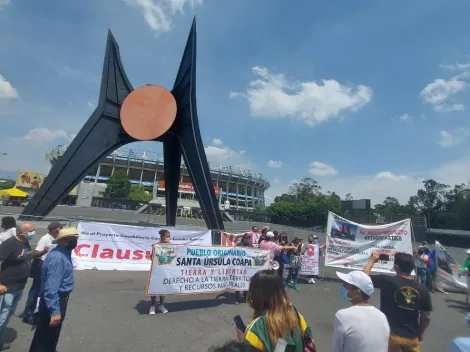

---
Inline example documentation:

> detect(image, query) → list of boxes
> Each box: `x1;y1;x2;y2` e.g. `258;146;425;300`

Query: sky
1;0;470;206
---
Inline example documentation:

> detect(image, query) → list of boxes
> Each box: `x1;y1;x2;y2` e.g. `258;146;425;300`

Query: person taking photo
364;252;432;352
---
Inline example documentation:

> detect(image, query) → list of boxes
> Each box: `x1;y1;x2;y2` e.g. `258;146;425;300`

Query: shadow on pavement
134;296;238;315
445;298;469;313
3;327;17;344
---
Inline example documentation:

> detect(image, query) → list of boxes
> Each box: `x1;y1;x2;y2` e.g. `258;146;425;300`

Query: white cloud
375;171;408;181
271;178;281;185
420;78;466;110
396;113;412;123
267;160;283;168
265;157;470;206
439;130;454;148
212;138;223;146
22;128;75;143
264;179;298;205
231;66;372;127
309;161;338;176
440;62;470;72
439;128;470;148
435;103;464;112
124;0;202;34
0;0;10;11
0;74;19;100
421;61;470;112
204;139;253;170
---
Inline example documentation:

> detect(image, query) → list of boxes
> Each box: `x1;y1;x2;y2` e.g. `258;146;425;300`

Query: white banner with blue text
146;245;271;295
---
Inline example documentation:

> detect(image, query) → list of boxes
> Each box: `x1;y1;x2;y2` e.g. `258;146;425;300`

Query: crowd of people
209;251;433;352
0;218;79;351
0;218;440;351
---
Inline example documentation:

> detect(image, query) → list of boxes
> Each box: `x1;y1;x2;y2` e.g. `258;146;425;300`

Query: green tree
374;197;410;215
408;179;449;227
128;185;153;202
344;193;353;201
106;172;131;198
0;182;15;190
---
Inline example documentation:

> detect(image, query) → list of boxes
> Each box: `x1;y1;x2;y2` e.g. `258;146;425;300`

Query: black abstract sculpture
20;19;225;230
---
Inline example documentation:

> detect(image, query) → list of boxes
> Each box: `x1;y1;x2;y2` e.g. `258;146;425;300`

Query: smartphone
233;315;246;333
379;254;390;261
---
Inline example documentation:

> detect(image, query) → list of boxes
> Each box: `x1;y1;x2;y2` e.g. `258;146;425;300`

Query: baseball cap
266;231;275;238
336;271;374;296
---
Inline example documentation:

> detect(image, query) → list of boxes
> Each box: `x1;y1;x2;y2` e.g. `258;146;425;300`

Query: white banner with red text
434;241;467;293
300;244;320;276
325;212;413;273
73;222;212;271
146;245;271;295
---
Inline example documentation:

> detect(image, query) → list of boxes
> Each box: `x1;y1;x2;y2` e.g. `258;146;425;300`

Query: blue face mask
26;231;36;241
340;286;352;302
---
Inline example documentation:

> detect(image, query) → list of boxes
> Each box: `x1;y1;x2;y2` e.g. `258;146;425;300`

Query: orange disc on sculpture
120;85;177;141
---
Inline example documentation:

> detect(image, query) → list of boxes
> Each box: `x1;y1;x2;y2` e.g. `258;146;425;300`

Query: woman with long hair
236;270;314;352
149;229;171;315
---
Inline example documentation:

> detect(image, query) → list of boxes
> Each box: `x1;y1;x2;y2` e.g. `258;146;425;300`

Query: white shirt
415;254;428;269
332;305;390;352
0;228;16;245
35;233;56;260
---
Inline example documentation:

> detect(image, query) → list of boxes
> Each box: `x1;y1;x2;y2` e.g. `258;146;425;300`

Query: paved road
5;268;469;351
1;206;468;351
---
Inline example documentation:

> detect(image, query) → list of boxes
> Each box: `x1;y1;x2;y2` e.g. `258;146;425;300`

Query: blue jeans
286;267;300;285
0;290;23;339
417;268;427;285
23;277;41;319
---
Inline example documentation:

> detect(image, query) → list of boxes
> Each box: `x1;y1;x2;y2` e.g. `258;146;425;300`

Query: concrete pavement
5;269;469;351
1;205;468;351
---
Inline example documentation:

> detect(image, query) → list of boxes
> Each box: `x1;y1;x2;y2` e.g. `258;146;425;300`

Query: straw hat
52;227;80;244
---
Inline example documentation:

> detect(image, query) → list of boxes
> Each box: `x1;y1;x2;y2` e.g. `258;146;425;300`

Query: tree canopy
128;184;153;202
106;172;131;199
268;177;470;230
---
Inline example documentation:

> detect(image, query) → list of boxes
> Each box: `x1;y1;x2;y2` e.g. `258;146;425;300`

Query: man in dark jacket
235;233;253;304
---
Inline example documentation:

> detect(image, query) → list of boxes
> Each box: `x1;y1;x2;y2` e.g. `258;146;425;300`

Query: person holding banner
285;237;304;291
237;270;315;352
259;233;296;279
364;252;432;352
235;233;253;304
149;229;171;315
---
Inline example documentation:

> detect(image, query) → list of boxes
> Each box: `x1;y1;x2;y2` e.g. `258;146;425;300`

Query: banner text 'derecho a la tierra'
147;245;271;295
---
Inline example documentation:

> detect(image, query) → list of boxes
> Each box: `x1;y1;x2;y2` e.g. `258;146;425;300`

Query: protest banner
221;232;260;248
435;241;467;293
73;222;212;271
325;212;413;273
300;244;320;276
146;245;271;295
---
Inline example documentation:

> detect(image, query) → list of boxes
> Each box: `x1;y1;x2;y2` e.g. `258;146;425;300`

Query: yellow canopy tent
0;188;28;198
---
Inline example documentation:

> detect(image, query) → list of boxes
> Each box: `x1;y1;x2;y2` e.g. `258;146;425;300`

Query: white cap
266;231;275;238
466;249;470;254
336;271;374;296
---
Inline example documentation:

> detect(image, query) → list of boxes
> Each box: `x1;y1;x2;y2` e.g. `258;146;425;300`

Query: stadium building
46;145;269;210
